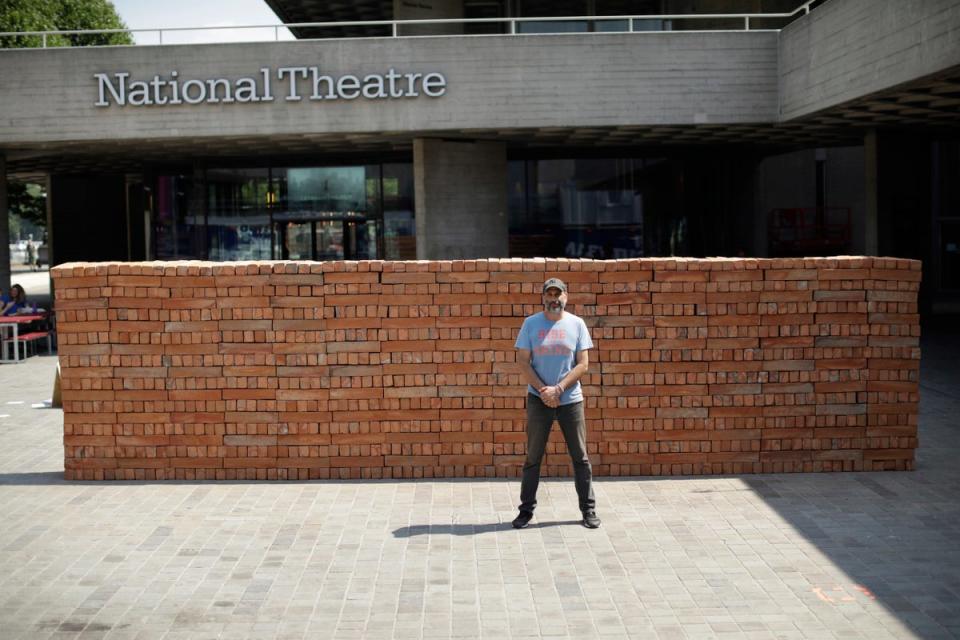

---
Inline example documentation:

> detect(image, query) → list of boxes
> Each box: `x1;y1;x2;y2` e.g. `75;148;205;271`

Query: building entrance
273;215;379;261
146;164;412;262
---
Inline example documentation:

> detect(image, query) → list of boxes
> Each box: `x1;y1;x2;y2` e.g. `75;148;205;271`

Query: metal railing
0;1;817;48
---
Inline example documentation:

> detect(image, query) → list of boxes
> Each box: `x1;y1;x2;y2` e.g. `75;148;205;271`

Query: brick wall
51;257;921;481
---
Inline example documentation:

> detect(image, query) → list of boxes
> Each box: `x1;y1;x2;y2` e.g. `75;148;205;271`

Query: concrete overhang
0;30;781;174
778;0;960;122
263;0;392;39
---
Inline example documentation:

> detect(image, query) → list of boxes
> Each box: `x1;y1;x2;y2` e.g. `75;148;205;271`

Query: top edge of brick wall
50;256;921;280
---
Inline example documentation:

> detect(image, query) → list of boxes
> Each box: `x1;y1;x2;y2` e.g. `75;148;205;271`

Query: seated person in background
1;284;27;316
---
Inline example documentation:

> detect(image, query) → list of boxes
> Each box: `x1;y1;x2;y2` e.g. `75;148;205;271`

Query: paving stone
0;331;958;638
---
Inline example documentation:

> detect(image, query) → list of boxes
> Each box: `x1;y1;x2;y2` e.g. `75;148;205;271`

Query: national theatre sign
94;66;447;107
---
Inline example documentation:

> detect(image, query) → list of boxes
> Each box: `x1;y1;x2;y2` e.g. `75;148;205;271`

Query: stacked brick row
52;257;920;481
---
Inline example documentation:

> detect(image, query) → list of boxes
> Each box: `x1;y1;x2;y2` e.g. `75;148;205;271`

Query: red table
0;314;46;363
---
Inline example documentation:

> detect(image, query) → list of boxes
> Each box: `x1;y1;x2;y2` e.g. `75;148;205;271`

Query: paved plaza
0;325;958;640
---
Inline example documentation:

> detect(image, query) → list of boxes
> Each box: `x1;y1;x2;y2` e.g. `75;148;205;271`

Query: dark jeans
519;393;596;514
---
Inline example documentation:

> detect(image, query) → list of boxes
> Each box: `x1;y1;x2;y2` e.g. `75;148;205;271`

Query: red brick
52;257;920;480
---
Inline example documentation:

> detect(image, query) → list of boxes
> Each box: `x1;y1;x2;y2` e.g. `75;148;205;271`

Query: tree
1;2;129;264
0;0;133;48
8;182;46;228
7;181;47;246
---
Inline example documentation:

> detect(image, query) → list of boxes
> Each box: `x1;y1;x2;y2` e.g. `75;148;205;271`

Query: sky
110;0;294;45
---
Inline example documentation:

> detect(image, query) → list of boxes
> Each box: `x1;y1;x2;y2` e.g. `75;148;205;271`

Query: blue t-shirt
1;294;21;317
514;312;594;405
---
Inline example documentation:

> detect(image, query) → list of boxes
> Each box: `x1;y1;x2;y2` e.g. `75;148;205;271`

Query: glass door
274;218;379;260
345;220;379;260
276;220;314;260
315;220;344;260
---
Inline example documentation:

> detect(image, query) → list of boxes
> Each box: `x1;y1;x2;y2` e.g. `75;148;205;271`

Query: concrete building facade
1;0;958;311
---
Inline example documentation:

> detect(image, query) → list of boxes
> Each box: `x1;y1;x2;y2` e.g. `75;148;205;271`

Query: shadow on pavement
0;471;66;485
392;520;583;537
729;319;960;638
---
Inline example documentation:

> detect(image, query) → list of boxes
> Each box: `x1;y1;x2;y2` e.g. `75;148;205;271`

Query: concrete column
414;138;508;260
864;129;879;255
45;175;54;268
0;155;10;291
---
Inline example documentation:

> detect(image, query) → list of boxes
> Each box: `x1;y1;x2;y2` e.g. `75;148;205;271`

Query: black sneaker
582;510;601;529
512;510;534;529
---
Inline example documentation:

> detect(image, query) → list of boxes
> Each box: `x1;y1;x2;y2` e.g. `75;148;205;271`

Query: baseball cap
542;278;567;294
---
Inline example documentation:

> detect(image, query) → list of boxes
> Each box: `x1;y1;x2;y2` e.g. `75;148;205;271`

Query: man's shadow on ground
392;521;582;537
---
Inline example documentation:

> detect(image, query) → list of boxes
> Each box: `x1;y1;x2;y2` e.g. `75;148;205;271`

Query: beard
545;300;565;313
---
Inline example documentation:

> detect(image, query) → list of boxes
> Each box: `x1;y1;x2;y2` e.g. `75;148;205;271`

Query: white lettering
337;74;361;100
181;79;206;104
386;68;403;98
260;67;273;101
127;81;152;106
168;70;182;105
234;77;260;103
93;66;447;107
422;72;446;97
206;78;234;103
403;72;422;97
310;67;337;100
150;75;168;105
94;72;128;107
362;74;387;99
277;66;308;101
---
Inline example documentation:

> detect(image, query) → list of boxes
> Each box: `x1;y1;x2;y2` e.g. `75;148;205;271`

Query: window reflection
154;174;205;260
382;163;416;259
509;157;676;259
284;167;368;216
181;163;415;261
206;168;272;261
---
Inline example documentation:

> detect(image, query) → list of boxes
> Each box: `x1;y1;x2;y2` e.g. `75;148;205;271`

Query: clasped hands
538;384;564;408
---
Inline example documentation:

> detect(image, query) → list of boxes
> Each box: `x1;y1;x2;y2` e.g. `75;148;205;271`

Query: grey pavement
0;323;958;640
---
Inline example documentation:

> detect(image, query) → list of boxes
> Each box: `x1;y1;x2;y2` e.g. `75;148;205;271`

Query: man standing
513;278;600;529
25;237;36;271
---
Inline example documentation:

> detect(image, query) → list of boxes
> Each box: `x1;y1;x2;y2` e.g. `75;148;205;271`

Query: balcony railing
0;1;818;48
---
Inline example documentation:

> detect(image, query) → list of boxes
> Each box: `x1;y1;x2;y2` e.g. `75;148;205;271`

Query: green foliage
0;0;133;48
8;182;46;228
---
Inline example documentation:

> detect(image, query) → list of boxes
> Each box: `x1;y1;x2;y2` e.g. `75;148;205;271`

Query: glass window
282;167;368;216
280;221;315;260
382;163;416;260
158;162;412;262
349;220;379;261
154;174;205;259
206;168;272;261
270;164;395;260
937;141;960;291
941;222;960;290
510;158;652;259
